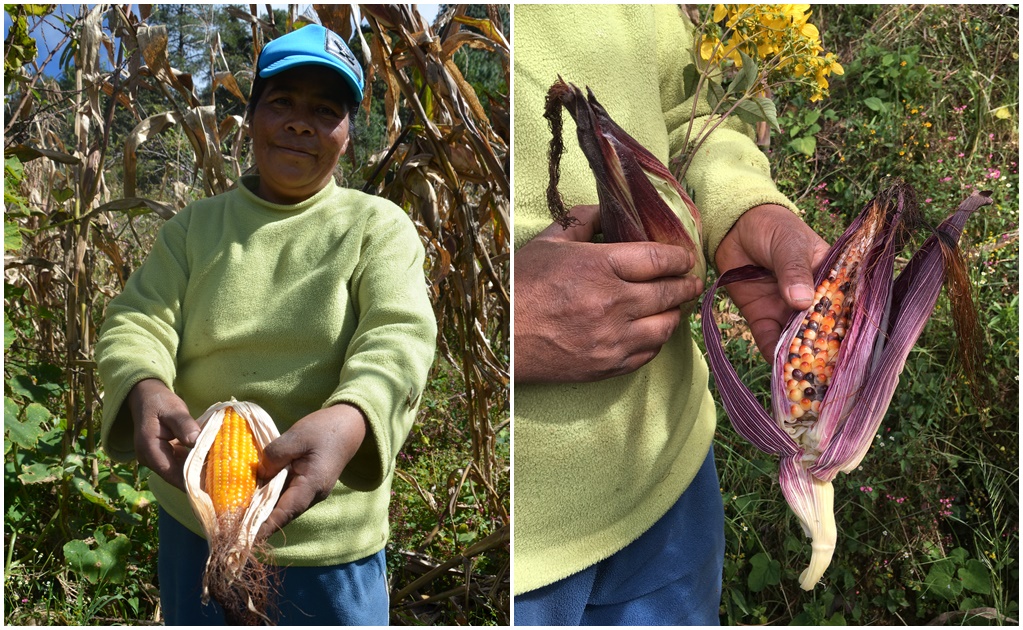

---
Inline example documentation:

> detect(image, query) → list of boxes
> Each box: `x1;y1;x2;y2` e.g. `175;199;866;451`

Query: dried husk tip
183;399;287;624
544;77;706;282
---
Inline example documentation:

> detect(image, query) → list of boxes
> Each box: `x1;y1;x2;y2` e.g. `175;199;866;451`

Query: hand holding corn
127;378;201;491
715;203;831;357
255;403;368;541
514;204;704;384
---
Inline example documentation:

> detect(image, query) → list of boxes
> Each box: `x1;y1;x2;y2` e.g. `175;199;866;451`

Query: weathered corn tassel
183;400;287;624
702;185;991;589
544;78;706;282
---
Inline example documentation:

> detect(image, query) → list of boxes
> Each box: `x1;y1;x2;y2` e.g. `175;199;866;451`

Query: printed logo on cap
324;30;362;82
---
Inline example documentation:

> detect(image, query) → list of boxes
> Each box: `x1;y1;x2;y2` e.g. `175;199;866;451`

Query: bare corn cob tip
205;406;259;516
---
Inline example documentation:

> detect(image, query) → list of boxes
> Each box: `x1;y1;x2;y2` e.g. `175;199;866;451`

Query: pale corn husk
182;399;287;620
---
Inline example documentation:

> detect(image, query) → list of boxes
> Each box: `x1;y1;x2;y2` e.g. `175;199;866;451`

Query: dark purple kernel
792;369;804;381
804;387;816;398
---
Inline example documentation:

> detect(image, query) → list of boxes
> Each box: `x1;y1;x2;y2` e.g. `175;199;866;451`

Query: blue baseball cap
257;24;364;105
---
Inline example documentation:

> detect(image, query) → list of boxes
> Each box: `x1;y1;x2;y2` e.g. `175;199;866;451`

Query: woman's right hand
127;379;201;491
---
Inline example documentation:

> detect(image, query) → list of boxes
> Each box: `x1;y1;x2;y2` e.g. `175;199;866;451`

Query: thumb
258;432;304;481
774;235;829;311
160;406;200;448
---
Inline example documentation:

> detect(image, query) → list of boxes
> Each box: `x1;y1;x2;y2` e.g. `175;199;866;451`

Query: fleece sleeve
95;211;191;462
324;209;438;491
653;4;799;264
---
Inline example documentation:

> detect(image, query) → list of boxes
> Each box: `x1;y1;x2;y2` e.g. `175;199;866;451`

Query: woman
96;24;437;625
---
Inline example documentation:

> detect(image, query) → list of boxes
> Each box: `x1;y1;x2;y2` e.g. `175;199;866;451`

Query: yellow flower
824;53;844;76
700;36;722;62
698;4;841;102
800;21;820;42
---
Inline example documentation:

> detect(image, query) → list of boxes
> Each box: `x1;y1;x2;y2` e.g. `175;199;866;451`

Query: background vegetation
4;4;508;625
698;4;1018;625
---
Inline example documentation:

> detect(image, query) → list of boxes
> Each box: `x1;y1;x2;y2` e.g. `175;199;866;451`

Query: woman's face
249;65;353;204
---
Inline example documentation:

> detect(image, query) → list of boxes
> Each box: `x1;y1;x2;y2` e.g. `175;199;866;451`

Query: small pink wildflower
859;486;873;493
938;497;954;518
941;176;953;182
925;198;933;203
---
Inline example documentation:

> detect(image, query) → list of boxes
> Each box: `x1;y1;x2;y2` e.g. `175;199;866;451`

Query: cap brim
260;56;364;104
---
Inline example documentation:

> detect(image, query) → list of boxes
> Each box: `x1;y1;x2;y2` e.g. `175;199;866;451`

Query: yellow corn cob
204;406;259;516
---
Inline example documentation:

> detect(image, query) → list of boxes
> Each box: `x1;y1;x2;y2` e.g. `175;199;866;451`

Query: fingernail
790;284;813;305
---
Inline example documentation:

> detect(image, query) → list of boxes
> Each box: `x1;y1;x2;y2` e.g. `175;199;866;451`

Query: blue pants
157;508;389;625
514;448;725;626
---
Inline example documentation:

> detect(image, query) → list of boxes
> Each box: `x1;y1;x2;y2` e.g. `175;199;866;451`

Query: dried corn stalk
183;400;288;624
702;185;990;589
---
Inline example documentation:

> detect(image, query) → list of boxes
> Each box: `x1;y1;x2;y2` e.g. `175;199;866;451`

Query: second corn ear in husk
544;77;706;283
702;185;990;589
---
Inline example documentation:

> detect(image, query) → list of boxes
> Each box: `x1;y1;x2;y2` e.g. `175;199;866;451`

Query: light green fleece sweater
513;4;797;594
96;175;437;566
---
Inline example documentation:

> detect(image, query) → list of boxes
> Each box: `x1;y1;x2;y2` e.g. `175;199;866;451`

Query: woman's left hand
255;403;368;540
715;204;830;358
